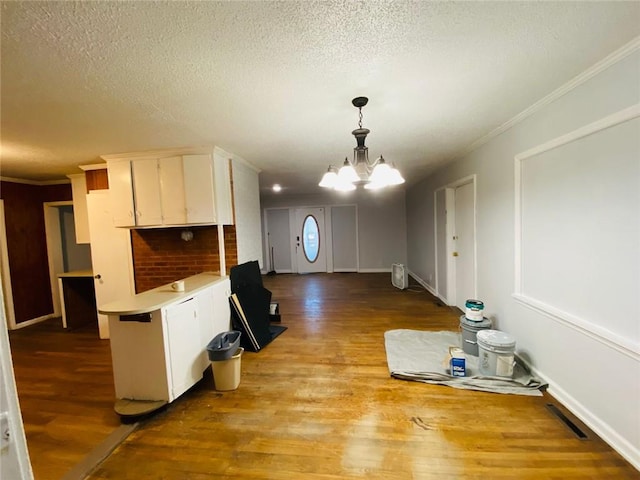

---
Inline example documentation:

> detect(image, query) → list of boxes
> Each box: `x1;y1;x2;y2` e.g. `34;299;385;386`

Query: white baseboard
406;269;447;301
520;360;640;471
358;268;391;273
10;314;56;330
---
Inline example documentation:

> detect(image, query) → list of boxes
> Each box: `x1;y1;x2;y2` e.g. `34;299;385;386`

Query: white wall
406;42;640;468
231;158;263;267
261;188;406;272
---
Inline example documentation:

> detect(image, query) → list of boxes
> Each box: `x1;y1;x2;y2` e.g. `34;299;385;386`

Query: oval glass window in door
302;215;320;263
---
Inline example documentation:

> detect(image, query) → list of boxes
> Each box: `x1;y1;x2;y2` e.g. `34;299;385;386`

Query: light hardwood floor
10;273;639;479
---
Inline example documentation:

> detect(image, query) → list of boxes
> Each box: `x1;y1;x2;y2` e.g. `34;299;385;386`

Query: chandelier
319;96;404;191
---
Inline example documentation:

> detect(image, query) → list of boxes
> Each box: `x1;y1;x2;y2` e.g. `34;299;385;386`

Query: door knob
452;252;459;257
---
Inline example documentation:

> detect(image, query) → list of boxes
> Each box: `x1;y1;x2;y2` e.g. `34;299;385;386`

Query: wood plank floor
9;273;639;479
9;318;121;479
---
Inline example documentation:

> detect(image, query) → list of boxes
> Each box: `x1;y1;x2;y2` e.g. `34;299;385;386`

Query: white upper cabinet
183;154;216;224
158;156;187;225
108;160;136;227
131;157;163;226
104;148;234;228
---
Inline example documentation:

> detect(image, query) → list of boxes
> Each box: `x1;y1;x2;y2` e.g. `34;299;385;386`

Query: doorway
295;207;327;274
434;175;477;309
453;181;476;310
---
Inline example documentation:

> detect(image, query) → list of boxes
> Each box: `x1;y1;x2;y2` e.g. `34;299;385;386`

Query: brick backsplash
224;225;238;269
132;225;237;293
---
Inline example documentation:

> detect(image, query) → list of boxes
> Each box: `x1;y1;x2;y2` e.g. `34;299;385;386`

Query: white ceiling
1;1;639;196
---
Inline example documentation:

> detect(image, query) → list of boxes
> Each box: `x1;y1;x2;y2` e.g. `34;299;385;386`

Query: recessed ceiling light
273;184;282;192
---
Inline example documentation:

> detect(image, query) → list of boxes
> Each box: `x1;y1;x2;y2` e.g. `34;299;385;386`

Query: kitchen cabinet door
183;154;216;224
132;158;163;226
107;160;136;227
159;156;187;225
163;298;202;401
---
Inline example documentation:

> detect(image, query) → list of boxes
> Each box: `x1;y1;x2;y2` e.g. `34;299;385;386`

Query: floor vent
546;403;589;440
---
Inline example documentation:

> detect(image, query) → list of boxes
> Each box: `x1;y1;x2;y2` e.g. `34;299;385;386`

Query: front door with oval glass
295;207;327;273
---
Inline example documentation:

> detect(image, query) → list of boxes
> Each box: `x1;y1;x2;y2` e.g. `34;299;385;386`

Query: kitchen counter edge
98;272;228;316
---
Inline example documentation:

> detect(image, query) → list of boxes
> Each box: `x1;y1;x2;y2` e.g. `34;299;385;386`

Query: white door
453;182;476;310
86;191;134;339
0;289;33;480
295;207;327;274
266;208;292;273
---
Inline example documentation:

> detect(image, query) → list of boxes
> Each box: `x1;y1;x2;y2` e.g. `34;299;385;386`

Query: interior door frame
44;201;73;325
434;174;477;307
0;200;16;329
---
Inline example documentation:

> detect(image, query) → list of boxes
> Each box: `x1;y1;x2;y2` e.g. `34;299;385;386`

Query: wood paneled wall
85;169;109;191
0;181;72;324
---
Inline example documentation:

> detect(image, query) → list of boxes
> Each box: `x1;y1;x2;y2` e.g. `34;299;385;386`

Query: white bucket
465;299;484;321
477;330;516;377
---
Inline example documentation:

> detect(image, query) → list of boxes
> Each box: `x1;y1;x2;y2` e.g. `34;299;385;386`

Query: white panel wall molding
514;103;640;361
513;293;639;361
462;36;640;159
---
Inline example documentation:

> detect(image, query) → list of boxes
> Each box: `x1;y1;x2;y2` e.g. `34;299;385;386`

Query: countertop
58;269;94;278
98;272;227;316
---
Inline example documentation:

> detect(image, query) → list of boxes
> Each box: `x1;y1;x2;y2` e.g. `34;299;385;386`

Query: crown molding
0;176;70;186
459;35;640;158
100;145;215;161
78;163;107;171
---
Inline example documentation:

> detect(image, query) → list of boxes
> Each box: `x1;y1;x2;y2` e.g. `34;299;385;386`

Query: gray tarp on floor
384;329;546;396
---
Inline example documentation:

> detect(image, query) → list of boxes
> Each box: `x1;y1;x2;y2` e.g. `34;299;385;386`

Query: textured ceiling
1;1;639;196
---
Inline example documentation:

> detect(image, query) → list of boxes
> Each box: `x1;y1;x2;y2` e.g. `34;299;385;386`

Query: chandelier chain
358;108;363;129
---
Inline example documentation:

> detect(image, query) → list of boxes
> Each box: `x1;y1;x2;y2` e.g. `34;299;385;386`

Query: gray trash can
207;331;243;391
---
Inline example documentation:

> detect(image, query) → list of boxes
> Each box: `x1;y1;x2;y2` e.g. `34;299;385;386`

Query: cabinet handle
94;274;102;280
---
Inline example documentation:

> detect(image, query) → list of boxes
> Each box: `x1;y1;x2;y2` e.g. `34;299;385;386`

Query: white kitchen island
99;272;231;416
